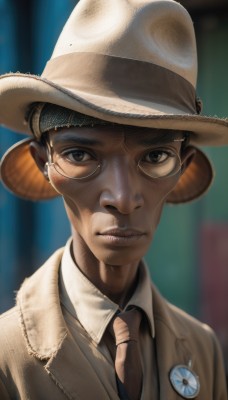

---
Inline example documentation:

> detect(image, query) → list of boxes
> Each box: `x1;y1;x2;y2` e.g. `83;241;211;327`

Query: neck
71;234;140;309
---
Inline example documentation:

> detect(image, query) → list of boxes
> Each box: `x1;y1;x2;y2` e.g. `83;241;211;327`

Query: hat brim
0;73;228;146
0;138;213;203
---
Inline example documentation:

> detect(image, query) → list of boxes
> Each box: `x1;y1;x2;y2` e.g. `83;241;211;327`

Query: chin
92;245;149;266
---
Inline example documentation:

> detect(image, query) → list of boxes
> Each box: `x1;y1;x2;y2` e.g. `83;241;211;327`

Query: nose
99;159;144;214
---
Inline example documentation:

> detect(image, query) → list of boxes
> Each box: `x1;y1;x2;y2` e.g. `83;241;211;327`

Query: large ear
180;145;197;175
29;140;49;180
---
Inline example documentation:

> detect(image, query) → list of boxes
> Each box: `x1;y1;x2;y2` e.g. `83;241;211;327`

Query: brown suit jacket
0;249;227;399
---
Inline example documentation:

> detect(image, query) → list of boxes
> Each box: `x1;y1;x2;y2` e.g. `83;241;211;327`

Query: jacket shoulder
152;283;225;367
152;282;214;339
0;305;27;397
0;305;25;354
168;301;213;335
0;305;20;331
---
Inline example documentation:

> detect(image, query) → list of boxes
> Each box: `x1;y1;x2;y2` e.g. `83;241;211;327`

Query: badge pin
169;365;200;399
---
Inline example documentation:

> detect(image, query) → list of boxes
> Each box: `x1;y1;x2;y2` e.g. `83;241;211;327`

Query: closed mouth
98;228;145;237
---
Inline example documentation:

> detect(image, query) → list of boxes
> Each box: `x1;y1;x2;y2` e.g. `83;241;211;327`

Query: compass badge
169;365;200;398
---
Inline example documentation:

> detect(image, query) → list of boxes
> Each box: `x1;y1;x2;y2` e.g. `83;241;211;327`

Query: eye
138;148;180;178
143;150;171;164
62;149;93;163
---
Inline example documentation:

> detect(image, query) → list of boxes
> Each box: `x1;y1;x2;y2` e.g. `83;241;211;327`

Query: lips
97;228;146;247
99;228;145;237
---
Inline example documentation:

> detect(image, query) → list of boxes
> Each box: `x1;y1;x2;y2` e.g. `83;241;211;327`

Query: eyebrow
137;135;183;146
50;135;104;147
123;128;184;146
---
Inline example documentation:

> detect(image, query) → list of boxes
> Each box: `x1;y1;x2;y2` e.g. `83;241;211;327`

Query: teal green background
146;15;228;316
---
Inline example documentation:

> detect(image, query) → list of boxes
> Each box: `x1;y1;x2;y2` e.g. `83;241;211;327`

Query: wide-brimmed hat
0;0;227;202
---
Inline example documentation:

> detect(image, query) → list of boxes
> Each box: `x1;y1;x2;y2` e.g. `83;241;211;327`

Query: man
0;0;227;399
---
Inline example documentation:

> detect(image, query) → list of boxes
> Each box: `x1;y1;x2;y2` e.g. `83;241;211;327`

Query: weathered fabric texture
0;247;227;400
28;102;113;138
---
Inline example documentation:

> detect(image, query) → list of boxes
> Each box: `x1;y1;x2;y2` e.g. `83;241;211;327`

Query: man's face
45;125;185;266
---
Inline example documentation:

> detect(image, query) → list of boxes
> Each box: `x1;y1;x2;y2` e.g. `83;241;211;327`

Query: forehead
48;125;184;146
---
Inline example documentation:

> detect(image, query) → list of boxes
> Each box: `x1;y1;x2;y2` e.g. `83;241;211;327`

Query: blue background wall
0;0;228;375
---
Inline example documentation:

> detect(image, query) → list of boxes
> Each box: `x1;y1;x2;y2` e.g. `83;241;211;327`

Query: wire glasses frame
45;137;186;181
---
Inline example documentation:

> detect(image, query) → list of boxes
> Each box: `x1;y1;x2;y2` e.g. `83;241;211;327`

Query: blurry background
0;0;228;379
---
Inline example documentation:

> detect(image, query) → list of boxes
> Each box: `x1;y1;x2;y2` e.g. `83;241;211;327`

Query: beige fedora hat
0;0;227;202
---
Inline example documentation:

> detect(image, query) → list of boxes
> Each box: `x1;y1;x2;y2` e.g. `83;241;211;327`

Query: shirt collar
59;238;155;344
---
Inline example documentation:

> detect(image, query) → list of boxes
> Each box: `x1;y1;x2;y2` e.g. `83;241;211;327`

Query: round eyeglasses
46;139;184;180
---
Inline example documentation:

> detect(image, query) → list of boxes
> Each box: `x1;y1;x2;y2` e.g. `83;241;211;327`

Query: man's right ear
29;140;49;180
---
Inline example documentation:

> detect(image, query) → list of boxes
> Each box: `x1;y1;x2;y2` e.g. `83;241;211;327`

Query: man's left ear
180;145;196;175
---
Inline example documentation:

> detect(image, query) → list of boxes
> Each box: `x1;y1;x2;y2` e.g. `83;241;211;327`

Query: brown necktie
111;308;142;400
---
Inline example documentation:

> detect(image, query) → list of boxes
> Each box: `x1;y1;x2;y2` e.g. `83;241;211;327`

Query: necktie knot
112;308;142;345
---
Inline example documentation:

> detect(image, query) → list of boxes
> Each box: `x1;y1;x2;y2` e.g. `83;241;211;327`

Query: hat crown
51;0;197;87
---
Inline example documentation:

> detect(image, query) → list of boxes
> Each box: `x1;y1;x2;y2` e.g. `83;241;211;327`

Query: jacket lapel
17;248;119;400
45;330;119;400
17;249;67;360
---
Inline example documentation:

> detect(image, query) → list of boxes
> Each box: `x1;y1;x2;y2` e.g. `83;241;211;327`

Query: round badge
169;365;200;399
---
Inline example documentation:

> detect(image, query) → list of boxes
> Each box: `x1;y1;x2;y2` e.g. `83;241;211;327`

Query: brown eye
63;149;92;163
138;148;180;178
53;147;100;179
144;150;169;164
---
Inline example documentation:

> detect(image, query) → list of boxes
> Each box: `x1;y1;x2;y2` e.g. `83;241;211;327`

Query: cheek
63;193;92;229
49;171;93;207
146;172;180;208
158;172;181;201
144;173;180;228
49;174;95;228
48;172;76;196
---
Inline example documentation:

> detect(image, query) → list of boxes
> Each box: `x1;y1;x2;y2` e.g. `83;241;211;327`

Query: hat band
42;52;198;115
